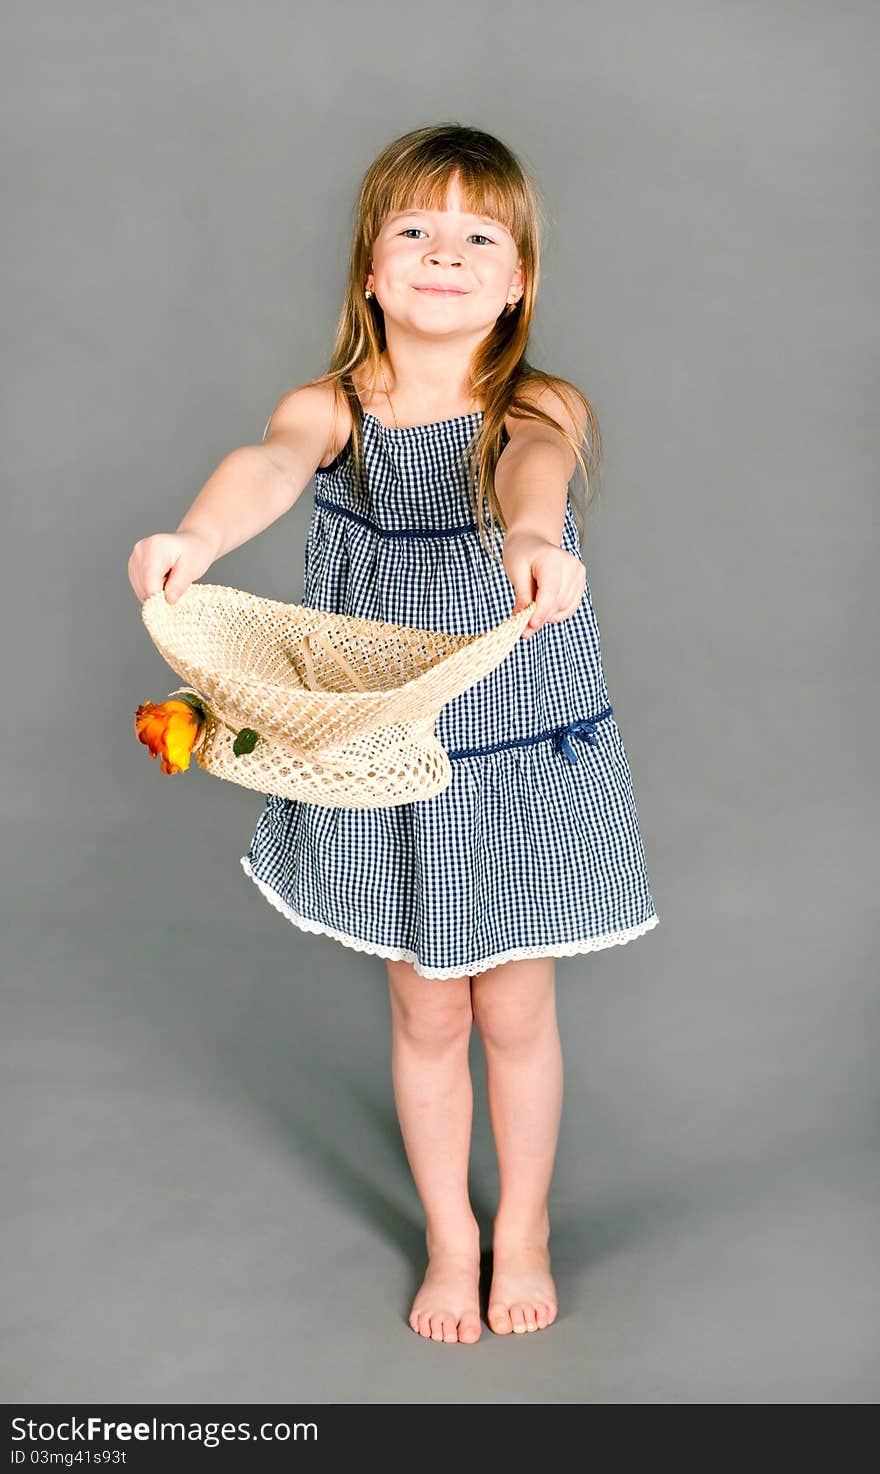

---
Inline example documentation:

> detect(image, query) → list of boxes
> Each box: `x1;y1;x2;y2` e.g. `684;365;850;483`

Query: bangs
383;162;517;239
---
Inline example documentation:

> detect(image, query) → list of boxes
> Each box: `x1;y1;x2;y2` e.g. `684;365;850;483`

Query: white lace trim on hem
240;855;659;980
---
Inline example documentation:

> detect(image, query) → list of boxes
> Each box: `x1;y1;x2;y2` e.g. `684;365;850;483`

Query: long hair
308;122;602;562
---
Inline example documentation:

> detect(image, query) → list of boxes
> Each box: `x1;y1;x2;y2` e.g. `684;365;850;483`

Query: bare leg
471;956;562;1334
387;959;482;1344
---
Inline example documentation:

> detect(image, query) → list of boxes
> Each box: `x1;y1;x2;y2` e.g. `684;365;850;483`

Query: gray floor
3;803;877;1404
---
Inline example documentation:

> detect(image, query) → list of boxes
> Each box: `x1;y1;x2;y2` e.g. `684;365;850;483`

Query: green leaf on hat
233;727;260;756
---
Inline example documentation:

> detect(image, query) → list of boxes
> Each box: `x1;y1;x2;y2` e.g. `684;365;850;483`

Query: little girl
129;123;659;1345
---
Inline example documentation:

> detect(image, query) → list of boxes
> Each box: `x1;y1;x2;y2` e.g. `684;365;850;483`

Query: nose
424;247;465;267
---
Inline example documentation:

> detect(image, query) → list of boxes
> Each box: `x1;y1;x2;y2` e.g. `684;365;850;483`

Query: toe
442;1315;459;1343
417;1312;432;1338
488;1302;512;1334
510;1303;529;1334
429;1313;446;1340
459;1313;481;1343
535;1303;549;1329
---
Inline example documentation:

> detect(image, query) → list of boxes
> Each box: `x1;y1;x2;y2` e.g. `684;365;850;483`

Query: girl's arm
496;382;590;637
128;383;336;604
176;382;336;560
496;380;587;547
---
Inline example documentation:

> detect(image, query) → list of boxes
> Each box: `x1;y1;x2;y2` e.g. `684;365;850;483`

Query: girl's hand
504;530;588;639
128;529;217;605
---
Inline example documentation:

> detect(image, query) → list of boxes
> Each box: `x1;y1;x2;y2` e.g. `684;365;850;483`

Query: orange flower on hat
134;685;260;776
134;695;206;775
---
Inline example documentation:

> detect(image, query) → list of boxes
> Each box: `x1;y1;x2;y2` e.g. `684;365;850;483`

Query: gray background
3;0;877;1404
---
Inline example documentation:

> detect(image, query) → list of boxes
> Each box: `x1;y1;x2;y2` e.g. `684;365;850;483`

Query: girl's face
367;175;523;338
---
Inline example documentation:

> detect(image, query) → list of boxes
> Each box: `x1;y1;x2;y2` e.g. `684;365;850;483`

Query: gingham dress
240;408;659;979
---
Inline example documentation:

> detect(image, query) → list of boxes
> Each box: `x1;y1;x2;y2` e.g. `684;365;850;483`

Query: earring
365;288;373;299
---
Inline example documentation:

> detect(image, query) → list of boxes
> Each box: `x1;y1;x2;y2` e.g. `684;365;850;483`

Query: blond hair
309;122;602;562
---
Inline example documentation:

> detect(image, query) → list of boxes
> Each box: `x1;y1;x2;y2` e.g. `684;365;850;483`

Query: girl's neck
353;356;482;427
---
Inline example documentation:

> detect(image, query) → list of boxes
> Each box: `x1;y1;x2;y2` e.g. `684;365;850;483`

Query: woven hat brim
196;708;452;808
143;584;536;758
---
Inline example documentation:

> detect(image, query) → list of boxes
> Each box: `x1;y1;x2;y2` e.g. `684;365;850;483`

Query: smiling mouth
415;287;467;295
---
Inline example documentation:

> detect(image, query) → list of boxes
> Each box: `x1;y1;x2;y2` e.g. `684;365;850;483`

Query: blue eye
400;228;495;245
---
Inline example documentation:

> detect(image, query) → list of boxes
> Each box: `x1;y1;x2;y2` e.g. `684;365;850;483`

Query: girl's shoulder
264;373;389;471
261;380;352;474
500;376;593;484
506;374;591;444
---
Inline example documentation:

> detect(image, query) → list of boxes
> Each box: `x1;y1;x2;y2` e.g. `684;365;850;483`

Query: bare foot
409;1239;482;1344
487;1236;558;1335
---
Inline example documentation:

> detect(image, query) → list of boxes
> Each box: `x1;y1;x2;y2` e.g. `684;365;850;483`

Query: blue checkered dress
240;409;659;978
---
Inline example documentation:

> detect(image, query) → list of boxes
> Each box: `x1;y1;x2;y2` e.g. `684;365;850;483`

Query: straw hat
141;583;536;809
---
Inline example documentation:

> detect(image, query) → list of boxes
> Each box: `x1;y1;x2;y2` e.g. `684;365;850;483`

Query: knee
388;970;473;1052
472;991;552;1054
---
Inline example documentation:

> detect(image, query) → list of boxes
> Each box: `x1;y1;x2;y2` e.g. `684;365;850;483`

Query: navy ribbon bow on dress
553;718;601;763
